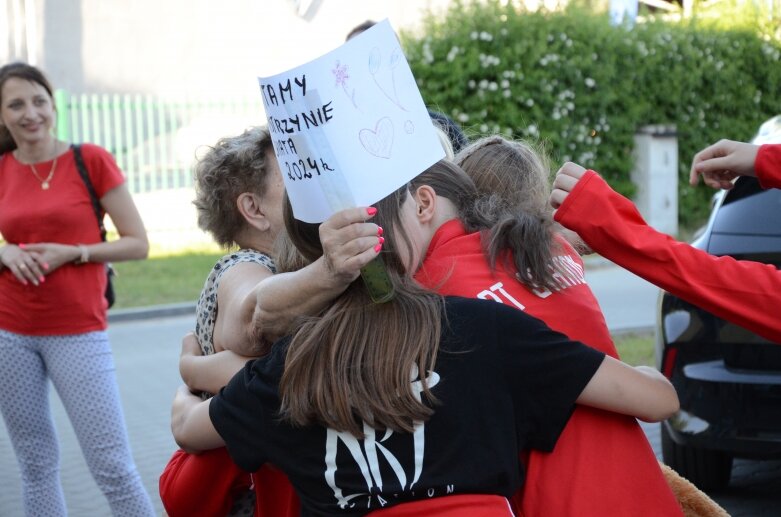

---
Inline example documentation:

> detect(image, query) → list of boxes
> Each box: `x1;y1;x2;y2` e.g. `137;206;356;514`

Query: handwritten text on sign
258;19;444;223
261;75;336;181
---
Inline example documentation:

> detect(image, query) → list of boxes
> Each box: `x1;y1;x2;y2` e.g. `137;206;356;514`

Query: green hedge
402;0;781;227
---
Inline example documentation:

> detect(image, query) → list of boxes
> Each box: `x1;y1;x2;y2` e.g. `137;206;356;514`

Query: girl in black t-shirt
171;160;679;516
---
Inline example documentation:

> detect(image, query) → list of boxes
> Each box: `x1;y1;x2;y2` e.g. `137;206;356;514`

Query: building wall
0;0;453;246
4;0;452;97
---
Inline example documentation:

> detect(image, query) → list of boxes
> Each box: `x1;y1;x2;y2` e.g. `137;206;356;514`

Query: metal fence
54;90;265;193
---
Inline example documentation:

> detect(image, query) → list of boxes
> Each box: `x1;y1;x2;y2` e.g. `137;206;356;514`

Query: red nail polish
374;243;382;253
367;207;377;216
39;276;45;283
43;263;50;270
18;243;26;249
377;226;384;236
378;236;385;245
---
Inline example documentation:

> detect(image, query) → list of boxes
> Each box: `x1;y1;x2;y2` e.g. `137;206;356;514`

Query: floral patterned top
195;249;276;357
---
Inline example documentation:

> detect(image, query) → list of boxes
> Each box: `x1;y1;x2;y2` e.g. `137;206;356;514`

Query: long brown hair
456;136;561;291
279;160;478;437
0;62;56;155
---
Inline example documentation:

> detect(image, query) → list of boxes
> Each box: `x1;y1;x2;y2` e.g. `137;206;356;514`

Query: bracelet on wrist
76;244;90;264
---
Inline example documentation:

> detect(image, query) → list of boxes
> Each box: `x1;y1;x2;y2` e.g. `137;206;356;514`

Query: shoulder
213;249;276;277
71;143;124;193
234;249;277;273
552;233;584;266
443;296;529;338
444;296;559;349
445;295;533;323
74;143;116;162
247;337;290;383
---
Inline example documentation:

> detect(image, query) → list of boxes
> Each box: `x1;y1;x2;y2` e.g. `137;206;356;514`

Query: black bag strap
71;144;107;242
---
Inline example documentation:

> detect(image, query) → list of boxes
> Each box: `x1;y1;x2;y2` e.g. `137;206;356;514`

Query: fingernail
377;226;384;236
18;243;25;249
366;207;377;216
374;243;382;253
39;276;45;283
378;236;385;245
43;263;49;270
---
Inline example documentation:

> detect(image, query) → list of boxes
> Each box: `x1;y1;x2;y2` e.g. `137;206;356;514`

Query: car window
711;177;781;237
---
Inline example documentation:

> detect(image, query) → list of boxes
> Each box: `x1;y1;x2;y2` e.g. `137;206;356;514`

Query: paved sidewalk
0;314;191;517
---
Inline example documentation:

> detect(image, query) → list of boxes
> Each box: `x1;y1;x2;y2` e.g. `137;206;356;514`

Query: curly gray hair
193;126;275;247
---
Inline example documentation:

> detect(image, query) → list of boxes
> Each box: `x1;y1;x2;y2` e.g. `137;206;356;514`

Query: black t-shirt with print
209;296;605;516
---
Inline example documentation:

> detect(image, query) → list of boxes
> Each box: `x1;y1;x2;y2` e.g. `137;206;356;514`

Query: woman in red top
0;62;153;515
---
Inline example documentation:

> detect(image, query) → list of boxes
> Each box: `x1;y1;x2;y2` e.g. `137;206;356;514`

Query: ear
236;192;271;232
413;185;437;224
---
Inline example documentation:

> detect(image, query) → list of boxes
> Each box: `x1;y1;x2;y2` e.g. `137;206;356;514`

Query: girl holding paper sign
170;159;679;515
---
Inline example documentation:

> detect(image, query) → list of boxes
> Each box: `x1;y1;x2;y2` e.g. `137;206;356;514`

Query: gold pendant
41;181;50;190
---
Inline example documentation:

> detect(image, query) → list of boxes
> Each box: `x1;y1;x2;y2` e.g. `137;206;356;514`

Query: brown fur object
659;461;731;516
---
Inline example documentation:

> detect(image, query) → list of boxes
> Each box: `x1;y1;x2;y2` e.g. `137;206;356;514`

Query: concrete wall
4;0;452;97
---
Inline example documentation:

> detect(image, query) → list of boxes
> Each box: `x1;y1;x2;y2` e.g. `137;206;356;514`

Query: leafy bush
402;0;781;227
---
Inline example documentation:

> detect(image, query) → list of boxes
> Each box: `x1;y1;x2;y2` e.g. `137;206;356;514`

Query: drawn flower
332;61;350;87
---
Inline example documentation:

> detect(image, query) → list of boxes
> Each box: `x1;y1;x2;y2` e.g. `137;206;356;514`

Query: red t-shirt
415;220;682;517
0;144;123;335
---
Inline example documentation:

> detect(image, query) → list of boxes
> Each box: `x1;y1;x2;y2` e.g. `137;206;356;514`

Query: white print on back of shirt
324;365;444;510
477;254;586;306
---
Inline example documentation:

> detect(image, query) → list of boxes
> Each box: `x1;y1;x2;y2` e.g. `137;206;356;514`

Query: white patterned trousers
0;329;154;516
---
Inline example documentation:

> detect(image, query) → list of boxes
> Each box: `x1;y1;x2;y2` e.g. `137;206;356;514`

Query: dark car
656;116;781;491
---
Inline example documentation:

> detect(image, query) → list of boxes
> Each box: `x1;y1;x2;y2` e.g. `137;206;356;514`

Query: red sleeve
159;448;250;517
78;143;125;197
756;144;781;190
554;170;781;343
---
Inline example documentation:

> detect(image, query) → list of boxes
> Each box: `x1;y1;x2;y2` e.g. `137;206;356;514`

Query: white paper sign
258;19;445;223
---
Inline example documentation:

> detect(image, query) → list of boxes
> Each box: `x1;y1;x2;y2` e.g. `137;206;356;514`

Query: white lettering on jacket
475;255;586;307
529;254;586;298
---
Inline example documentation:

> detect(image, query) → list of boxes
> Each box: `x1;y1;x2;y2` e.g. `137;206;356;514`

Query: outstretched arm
551;163;781;343
690;141;781;190
689;139;759;189
578;359;678;422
